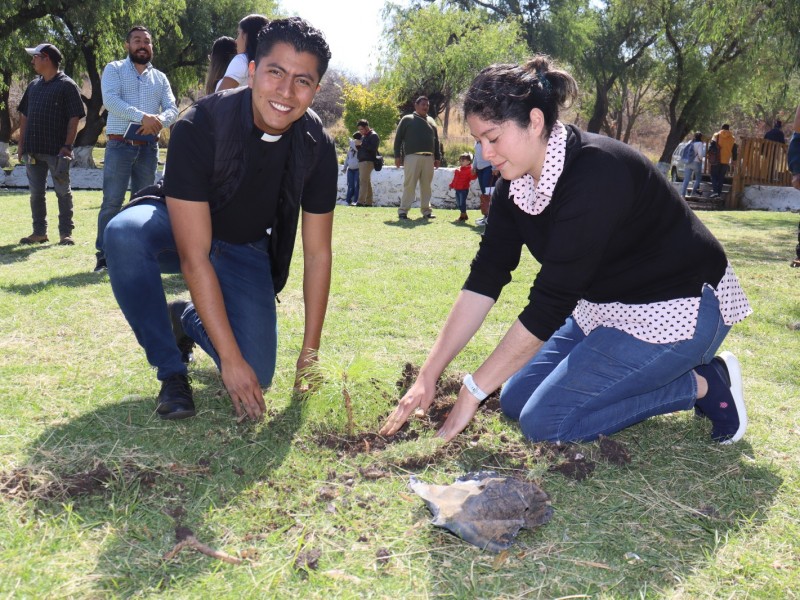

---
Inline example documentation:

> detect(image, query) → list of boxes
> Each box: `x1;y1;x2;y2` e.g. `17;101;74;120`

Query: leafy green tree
727;34;800;130
572;1;659;133
380;1;527;133
341;83;398;142
652;0;781;164
601;53;659;143
0;0;279;164
437;0;568;56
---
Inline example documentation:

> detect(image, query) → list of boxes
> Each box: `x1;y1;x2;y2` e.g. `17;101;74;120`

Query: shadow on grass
3;272;186;295
7;370;305;595
416;415;783;597
0;242;51;265
382;217;436;228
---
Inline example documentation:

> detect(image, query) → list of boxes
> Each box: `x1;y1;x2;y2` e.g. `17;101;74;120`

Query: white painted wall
3;165;798;213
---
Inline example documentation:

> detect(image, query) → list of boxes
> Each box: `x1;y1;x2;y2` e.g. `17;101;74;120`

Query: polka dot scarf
509;121;567;215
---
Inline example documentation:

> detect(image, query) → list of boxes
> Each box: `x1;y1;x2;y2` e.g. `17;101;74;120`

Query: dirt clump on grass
541;438;632;480
0;461;158;501
295;548;322;572
597;436;631;465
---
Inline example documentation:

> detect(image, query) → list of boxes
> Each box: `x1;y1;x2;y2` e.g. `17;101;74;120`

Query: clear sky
278;0;392;80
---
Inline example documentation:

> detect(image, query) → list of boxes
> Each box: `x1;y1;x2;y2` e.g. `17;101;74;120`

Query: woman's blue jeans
681;160;702;195
104;200;277;385
500;285;730;442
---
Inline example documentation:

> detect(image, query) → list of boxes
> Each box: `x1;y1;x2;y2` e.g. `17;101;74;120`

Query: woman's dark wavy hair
239;14;270;62
205;36;237;95
255;17;331;81
463;55;578;137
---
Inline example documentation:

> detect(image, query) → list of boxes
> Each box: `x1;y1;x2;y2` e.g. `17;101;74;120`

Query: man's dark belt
107;134;149;146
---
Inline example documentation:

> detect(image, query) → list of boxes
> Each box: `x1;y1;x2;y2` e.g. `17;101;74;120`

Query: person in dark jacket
355;119;379;206
764;120;786;145
381;56;752;446
103;18;337;421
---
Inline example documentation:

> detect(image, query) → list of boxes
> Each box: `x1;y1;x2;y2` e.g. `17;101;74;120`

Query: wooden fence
729;137;791;208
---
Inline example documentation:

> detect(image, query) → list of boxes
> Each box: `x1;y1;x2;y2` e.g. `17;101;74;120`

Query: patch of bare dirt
597;436;631;466
0;461;158;501
314;430;420;455
396;363;501;423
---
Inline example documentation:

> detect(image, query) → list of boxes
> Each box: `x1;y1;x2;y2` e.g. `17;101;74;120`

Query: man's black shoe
422;213;436;219
168;300;195;364
156;373;196;420
93;253;107;272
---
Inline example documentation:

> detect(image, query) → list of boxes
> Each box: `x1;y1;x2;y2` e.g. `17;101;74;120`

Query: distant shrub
341;84;398;142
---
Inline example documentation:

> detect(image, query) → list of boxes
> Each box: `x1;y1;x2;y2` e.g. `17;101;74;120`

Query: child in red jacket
450;152;478;221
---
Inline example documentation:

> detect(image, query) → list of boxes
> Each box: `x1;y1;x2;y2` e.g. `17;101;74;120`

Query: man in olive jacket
393;96;441;219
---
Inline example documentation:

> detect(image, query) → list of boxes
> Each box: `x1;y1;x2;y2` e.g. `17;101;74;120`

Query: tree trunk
73;46;106;148
443;97;450;138
586;81;610;134
72;146;96;168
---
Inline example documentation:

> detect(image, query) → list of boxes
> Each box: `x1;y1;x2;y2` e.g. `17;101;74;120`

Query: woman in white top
216;14;269;91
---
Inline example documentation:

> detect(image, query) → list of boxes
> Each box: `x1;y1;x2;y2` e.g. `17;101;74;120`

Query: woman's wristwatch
463;373;488;404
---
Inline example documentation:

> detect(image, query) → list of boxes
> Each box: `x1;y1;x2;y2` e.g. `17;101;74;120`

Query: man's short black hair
357;119;369;128
255;17;331;81
126;26;151;42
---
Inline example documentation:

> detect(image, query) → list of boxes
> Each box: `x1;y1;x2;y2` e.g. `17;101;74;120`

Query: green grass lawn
1;190;798;598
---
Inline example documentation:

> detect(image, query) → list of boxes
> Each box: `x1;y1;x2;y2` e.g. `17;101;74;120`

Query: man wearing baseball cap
17;43;85;245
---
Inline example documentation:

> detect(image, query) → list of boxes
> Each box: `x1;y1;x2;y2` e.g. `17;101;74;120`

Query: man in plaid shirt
17;43;85;246
94;25;178;272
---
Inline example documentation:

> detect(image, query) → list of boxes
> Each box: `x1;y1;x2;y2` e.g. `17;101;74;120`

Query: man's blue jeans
476;166;493;194
96;140;159;256
26;153;73;236
104;200;278;384
500;285;730;442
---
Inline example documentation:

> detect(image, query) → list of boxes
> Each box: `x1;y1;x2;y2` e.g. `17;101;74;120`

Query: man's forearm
301;251;332;353
65;117;79;147
17;115;26;154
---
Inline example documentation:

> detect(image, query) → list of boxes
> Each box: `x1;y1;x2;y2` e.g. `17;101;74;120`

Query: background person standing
93;26;178;272
681;132;705;197
710;123;735;198
393;96;441;220
17;43;85;246
355;119;379;207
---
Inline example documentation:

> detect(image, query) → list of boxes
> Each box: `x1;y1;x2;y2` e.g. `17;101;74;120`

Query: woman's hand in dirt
379;378;436;437
435;386;480;442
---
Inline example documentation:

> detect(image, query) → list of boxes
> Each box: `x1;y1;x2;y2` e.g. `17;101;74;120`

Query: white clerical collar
260;132;282;142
